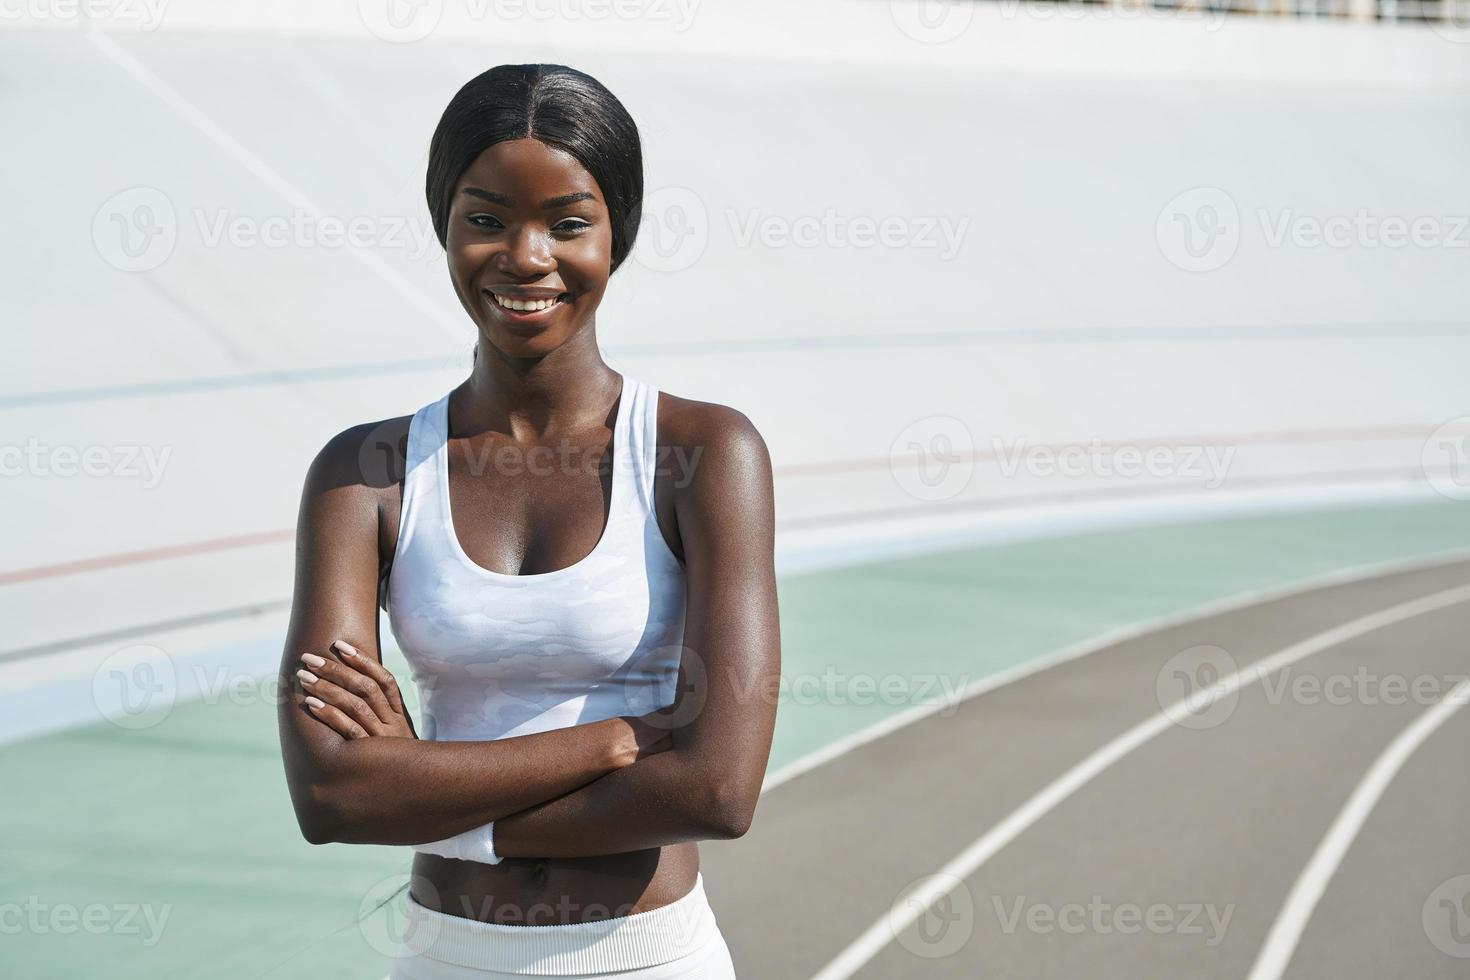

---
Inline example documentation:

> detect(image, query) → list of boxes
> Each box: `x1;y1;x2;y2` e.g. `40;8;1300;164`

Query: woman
276;64;780;979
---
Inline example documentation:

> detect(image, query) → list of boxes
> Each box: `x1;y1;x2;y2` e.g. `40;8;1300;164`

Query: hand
296;639;417;740
620;711;674;764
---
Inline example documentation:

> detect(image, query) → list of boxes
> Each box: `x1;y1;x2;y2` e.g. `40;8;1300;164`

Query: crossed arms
275;403;781;858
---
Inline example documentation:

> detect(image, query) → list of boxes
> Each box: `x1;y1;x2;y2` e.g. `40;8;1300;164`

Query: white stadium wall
2;1;1468;739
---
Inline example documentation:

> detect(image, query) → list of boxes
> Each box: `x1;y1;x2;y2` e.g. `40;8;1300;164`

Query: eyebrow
461;188;596;209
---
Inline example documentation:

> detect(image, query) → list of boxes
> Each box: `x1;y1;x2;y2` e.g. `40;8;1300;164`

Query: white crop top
383;373;688;747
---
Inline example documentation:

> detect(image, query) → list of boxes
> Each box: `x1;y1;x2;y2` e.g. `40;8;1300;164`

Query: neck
454;328;621;438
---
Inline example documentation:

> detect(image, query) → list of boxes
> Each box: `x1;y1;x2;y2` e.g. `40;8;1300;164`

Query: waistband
394;873;719;975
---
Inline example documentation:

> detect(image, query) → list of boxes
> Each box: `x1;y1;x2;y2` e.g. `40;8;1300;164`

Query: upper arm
277;421;400;821
664;401;781;826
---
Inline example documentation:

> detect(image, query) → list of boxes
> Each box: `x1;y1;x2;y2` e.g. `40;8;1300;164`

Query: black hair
425;63;644;276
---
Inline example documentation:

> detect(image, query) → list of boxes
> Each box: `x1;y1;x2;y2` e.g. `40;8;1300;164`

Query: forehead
455;138;602;199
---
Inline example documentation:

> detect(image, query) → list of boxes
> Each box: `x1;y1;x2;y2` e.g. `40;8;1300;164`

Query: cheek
446;234;491;276
562;231;615;288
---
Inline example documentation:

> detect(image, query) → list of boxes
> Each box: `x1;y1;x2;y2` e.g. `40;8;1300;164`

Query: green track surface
5;499;1469;979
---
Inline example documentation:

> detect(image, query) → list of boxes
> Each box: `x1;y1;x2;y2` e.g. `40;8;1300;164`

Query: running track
700;558;1470;978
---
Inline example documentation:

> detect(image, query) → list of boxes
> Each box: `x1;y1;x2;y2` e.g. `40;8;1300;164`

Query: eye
553;218;592;234
466;213;504;230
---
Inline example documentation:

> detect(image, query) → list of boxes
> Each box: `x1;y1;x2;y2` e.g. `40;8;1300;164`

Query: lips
482;289;570;326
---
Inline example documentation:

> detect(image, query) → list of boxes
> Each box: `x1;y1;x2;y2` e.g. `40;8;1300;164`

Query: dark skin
276;137;781;925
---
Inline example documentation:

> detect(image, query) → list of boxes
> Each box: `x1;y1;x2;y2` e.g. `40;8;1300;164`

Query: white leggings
386;872;737;979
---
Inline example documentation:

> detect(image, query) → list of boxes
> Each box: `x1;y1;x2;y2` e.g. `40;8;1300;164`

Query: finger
330;640;408;717
300;654;395;726
298;670;384;735
303;696;369;739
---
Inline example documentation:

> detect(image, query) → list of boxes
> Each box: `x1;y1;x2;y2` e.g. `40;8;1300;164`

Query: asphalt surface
700;558;1470;979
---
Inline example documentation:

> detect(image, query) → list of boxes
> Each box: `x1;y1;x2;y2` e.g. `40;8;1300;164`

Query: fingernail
332;640;358;658
296;669;318;685
305;696;325;709
301;653;326;668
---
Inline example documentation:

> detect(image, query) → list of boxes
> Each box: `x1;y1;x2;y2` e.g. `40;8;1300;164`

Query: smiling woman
275;64;778;980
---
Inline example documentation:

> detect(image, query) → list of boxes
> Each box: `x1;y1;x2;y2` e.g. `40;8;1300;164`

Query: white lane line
808;582;1470;980
1246;676;1470;980
763;548;1470;793
82;29;465;343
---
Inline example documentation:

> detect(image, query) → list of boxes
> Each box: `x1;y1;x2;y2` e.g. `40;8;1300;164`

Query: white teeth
491;293;560;312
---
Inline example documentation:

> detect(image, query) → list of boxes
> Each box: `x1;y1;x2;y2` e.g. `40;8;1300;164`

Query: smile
485;290;569;315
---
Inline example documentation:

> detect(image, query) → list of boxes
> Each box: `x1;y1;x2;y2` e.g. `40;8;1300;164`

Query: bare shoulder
655;390;773;512
303;415;415;497
656;390;770;468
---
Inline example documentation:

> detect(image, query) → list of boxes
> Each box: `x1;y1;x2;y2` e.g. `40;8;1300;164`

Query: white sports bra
383;373;688;743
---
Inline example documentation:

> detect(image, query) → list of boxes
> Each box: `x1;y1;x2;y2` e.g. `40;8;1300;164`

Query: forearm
289;717;625;845
493;747;754;858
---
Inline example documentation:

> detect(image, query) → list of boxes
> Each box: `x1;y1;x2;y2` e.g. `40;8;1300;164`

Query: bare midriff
409;841;700;925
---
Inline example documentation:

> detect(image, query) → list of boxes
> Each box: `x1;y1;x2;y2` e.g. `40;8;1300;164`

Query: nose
495;224;555;279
